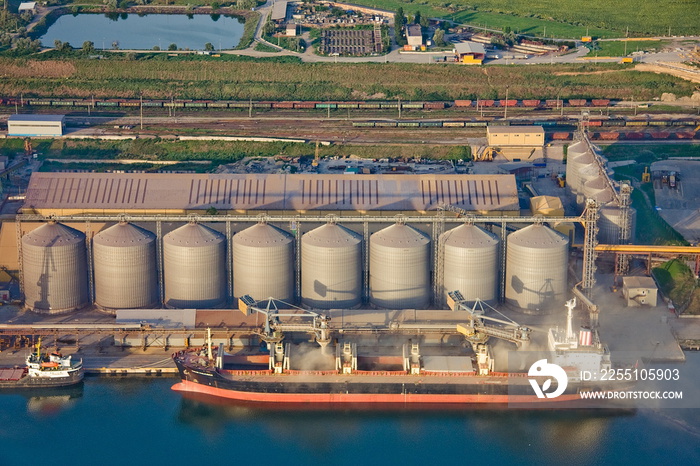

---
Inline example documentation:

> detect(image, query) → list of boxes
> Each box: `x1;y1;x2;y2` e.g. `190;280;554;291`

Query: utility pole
503;86;509;120
140;94;143;130
398;96;401;119
249;98;252;118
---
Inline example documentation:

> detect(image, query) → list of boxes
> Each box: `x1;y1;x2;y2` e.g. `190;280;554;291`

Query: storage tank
598;205;637;244
301;223;362;309
163;222;226;308
21;222;88;313
582;176;608;201
370;223;430;309
441;224;499;305
93;222;158;310
505;224;569;312
233;223;294;303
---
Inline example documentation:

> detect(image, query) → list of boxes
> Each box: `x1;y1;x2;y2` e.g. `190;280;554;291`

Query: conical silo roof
93;222;155;247
508;224;568;249
302;223;361;247
232;223;292;247
441;223;498;248
163;222;224;246
371;223;429;248
22;221;84;247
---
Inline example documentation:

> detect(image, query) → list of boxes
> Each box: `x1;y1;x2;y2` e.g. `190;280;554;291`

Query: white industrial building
406;24;422;47
622;276;658;307
7;114;65;137
18;2;37;14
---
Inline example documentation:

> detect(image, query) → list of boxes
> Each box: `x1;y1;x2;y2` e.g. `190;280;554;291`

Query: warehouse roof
8;114;65;122
406;24;422;38
271;0;288;21
487;126;543;134
22;173;519;212
454;41;486;55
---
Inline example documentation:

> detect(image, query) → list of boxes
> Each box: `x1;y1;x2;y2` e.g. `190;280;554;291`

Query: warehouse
454;42;486;64
406;24;423;48
271;0;288;23
487;126;544;147
20;172;520;217
7;114;65;137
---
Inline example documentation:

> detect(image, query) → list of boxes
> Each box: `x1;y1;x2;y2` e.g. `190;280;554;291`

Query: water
39;14;245;51
1;355;699;465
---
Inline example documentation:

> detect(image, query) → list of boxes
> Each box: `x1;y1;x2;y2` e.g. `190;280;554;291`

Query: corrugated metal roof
8;114;65;122
454;41;486;55
486;126;543;134
23;173;519;212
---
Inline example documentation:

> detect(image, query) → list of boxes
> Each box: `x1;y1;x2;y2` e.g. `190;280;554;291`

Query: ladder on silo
616;183;633;277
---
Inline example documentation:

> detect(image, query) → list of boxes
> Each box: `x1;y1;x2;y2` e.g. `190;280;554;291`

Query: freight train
1;97;622;110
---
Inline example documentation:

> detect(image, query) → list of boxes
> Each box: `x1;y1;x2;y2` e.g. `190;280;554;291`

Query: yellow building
487;126;544;147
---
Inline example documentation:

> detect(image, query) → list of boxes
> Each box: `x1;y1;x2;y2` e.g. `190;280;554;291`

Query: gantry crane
447;291;531;375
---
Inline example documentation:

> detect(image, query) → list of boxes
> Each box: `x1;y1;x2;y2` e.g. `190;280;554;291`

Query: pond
39;13;246;51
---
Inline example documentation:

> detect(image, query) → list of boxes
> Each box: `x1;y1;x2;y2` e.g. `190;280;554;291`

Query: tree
168;43;177;51
414;10;421;25
205;207;219;215
210;1;220;10
263;20;275;35
420;16;429;28
204;42;214;51
432;29;445;47
54;39;63;50
82;41;95;53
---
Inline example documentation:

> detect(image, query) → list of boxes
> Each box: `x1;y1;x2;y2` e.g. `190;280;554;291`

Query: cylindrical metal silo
370;223;430;309
21;222;88;313
163;222;226;308
505;224;569;312
582;177;609;202
232;223;294;303
441;224;499;305
598;205;637;244
301;223;362;309
566;152;593;201
93;222;158;310
576;165;602;207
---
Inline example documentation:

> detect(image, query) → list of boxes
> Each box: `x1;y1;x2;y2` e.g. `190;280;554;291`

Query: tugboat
0;339;84;388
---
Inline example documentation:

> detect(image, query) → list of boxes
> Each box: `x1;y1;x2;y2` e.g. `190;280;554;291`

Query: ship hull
0;368;84;389
173;357;597;405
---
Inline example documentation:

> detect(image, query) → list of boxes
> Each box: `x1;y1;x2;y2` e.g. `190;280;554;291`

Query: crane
447;291;531;375
237;295;331;348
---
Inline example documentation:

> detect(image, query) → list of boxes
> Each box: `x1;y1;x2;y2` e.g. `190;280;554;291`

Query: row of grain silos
565;140;637;244
20;220;569;314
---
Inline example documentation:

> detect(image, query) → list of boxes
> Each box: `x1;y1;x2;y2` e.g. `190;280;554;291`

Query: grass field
0;58;695;101
653;259;700;314
351;0;698;37
592;40;666;57
0;138;471;164
601;145;700;165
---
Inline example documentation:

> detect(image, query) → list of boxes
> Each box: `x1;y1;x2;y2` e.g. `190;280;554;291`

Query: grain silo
505;223;568;312
441;224;499;305
369;223;430;309
163;222;226;308
576;165;602;207
232;222;294;303
301;223;362;309
565;151;593;201
93;222;158;310
21;222;88;313
598;205;637;244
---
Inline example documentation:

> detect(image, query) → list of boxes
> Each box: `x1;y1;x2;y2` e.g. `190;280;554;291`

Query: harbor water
1;353;699;465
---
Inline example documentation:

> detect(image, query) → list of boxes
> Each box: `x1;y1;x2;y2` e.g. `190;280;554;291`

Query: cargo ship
0;340;84;389
172;298;625;405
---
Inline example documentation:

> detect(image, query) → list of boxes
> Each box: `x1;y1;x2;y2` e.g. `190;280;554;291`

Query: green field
0;138;471;164
601;145;700;165
653;259;700;314
591;40;666;57
351;0;698;37
0;58;695;101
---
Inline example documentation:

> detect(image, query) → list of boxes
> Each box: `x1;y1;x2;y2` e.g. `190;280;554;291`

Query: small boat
0;339;84;389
